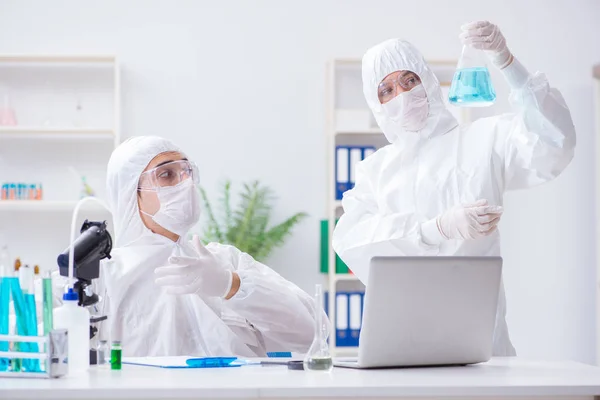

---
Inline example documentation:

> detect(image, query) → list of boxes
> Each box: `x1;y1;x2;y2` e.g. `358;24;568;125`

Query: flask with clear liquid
448;45;496;107
303;284;333;372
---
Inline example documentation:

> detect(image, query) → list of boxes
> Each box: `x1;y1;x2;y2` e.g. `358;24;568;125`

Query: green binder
320;219;349;274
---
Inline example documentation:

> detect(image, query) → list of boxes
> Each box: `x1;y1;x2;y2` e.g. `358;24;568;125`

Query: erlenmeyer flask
303;284;333;372
448;45;496;107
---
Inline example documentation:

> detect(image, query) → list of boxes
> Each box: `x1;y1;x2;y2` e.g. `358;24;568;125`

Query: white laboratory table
2;358;600;400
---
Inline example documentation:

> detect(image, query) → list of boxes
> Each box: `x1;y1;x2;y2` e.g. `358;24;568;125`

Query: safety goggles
138;160;199;191
377;71;422;104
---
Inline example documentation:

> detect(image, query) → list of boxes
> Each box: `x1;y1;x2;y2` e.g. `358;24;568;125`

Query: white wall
0;0;598;364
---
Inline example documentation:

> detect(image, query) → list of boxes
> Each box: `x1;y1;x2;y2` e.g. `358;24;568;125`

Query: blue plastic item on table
186;357;238;368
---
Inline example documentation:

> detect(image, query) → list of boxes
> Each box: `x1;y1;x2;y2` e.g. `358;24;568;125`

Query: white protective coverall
70;136;317;357
332;39;576;356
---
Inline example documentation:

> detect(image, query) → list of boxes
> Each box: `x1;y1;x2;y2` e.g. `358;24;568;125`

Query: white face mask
382;84;429;132
141;179;201;236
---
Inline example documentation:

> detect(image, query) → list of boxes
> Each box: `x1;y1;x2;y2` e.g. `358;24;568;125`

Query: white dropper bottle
53;288;89;375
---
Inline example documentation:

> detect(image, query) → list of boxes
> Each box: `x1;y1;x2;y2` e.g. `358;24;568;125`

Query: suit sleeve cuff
501;57;531;90
421;218;444;245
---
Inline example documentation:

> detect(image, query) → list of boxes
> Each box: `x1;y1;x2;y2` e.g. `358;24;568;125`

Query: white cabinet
0;54;120;273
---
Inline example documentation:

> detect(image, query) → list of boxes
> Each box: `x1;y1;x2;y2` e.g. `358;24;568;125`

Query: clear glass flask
303;284;333;372
448;45;496;107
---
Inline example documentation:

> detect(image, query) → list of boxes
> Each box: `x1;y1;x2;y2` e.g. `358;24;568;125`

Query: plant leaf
200;179;307;260
199;185;223;243
220;180;233;234
233;181;267;252
254;212;308;261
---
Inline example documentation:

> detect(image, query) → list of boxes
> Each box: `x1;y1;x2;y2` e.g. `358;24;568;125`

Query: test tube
42;271;53;335
21;265;40;372
17;183;24;200
0;246;11;371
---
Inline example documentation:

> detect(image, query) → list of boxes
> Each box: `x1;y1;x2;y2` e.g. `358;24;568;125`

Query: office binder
336;292;350;346
335;253;349;274
349;292;362;346
349;147;362;189
320;219;329;274
363;147;376;159
325;291;364;347
335;146;349;200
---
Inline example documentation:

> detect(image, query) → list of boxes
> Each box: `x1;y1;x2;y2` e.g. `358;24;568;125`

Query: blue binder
335;292;351;346
324;290;365;347
363;146;376;160
348;292;363;346
341;146;377;195
335;146;350;200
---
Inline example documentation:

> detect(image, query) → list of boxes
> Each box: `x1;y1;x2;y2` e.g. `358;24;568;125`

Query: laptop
334;256;502;369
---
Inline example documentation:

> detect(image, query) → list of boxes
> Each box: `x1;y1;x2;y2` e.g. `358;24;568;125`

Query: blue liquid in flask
448;67;496;107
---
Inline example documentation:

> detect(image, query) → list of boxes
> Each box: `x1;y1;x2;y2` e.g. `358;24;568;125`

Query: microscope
57;220;112;365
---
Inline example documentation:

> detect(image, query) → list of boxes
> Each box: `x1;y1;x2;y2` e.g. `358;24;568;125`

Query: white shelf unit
0;200;108;212
324;58;467;356
0;127;115;142
336;128;383;135
0;126;115;134
0;54;120;272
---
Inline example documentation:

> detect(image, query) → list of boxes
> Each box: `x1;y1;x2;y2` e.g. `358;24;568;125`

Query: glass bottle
303;284;333;372
111;341;122;370
0;92;17;126
448;45;496;107
97;340;109;366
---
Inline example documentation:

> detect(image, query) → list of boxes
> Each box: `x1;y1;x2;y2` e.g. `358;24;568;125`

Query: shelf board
335;128;383;135
0;127;115;140
0;55;116;64
326;274;359;282
333;346;359;356
0;200;109;212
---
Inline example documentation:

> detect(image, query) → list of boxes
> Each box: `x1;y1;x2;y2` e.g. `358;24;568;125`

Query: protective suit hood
106;135;183;248
362;39;458;143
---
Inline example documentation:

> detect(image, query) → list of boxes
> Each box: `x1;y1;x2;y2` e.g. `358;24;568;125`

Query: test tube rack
0;329;68;379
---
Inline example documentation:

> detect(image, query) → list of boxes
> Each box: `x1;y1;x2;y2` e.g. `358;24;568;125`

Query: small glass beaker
303;284;333;372
448;45;496;107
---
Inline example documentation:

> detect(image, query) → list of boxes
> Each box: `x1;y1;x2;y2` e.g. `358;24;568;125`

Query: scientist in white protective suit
332;21;576;356
91;135;318;357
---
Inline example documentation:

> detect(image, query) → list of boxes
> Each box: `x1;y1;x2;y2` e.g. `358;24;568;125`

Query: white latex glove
460;21;513;69
437;199;503;240
190;234;207;256
154;239;233;298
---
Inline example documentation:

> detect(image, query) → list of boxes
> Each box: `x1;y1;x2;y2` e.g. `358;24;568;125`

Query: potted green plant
198;180;308;261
